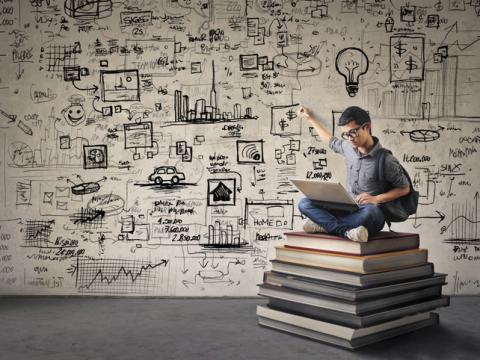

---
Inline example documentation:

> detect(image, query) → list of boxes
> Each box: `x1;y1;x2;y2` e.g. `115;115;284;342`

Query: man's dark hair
337;106;371;126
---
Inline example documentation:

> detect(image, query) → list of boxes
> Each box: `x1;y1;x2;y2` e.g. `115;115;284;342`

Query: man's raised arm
297;105;332;144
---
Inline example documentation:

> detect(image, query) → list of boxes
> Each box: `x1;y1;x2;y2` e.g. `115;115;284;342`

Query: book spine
284;244;360;256
276;248;363;273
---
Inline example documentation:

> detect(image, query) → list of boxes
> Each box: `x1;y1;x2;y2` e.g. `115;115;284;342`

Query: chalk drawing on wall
1;0;480;296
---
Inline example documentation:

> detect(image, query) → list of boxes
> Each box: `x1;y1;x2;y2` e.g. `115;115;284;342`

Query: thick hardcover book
257;310;439;350
267;296;449;328
258;283;443;315
275;246;428;274
270;260;434;287
270;260;434;286
263;271;447;301
284;231;419;255
257;305;433;341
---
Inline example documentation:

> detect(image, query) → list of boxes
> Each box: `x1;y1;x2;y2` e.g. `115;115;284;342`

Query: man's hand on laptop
355;193;379;205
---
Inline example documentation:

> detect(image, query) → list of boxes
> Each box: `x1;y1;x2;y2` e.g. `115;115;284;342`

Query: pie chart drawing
71;182;101;195
405;130;440;142
8;142;34;167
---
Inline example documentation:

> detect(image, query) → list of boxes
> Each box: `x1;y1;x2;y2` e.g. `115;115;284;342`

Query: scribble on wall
1;0;480;296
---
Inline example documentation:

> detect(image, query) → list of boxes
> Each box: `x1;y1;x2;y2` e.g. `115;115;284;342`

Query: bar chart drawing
169;61;257;124
442;193;479;245
203;220;245;248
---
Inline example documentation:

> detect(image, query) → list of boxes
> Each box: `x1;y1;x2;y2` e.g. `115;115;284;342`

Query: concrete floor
0;296;479;360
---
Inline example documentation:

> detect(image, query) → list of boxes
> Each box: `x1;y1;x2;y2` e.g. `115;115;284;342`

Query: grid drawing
45;43;81;72
75;258;169;295
70;207;105;229
23;220;55;247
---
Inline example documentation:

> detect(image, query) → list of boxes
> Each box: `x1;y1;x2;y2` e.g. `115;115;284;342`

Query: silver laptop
291;179;359;213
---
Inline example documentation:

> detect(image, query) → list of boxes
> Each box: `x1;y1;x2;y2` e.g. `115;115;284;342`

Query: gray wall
1;0;479;295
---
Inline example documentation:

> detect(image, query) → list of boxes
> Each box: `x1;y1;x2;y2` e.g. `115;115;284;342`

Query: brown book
275;246;428;274
284;231;419;255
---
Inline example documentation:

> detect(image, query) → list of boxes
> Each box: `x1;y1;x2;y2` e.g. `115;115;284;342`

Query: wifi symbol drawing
237;140;264;164
243;144;261;160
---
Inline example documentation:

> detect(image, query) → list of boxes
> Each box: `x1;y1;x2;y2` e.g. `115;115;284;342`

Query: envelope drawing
56;186;70;198
56;201;68;211
43;192;54;204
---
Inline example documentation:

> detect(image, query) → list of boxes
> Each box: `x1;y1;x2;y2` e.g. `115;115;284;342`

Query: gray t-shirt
329;136;409;197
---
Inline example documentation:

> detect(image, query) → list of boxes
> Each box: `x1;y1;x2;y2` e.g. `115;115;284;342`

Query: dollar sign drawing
286;109;297;121
279;118;289;131
394;40;406;57
405;56;418;73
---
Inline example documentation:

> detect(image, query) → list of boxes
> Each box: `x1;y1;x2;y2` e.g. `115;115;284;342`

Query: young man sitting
297;106;410;242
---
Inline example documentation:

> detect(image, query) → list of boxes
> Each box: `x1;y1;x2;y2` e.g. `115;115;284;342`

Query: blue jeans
298;197;385;238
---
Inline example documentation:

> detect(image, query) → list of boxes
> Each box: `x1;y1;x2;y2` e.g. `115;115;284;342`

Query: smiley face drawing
62;94;86;126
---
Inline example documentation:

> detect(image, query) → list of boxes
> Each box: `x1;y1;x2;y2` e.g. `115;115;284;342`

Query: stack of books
257;231;449;349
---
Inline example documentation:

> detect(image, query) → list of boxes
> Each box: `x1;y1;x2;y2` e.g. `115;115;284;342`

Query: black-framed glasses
340;123;369;140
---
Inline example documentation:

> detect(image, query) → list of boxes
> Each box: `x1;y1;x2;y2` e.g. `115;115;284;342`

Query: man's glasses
340;123;369;140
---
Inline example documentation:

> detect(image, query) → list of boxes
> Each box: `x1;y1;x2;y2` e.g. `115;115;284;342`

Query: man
297;105;410;242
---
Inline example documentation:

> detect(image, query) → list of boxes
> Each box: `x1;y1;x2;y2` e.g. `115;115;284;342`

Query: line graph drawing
72;258;170;295
43;42;82;73
69;207;105;229
23;220;55;247
442;193;480;244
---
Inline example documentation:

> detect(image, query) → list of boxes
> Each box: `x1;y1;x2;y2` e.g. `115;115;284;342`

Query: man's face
340;120;371;148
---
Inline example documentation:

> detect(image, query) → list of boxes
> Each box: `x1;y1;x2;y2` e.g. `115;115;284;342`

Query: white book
257;305;431;341
275;246;428;274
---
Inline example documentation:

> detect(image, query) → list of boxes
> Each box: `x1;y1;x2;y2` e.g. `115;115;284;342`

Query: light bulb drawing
335;47;369;97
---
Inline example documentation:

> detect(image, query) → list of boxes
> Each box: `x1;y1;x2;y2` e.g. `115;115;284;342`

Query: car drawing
148;166;185;185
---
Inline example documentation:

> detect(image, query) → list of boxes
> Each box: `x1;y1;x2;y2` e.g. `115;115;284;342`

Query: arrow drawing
71;80;98;93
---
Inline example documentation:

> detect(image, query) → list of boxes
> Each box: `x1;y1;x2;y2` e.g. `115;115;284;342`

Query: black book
263;271;447;302
267;296;450;328
270;260;434;287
